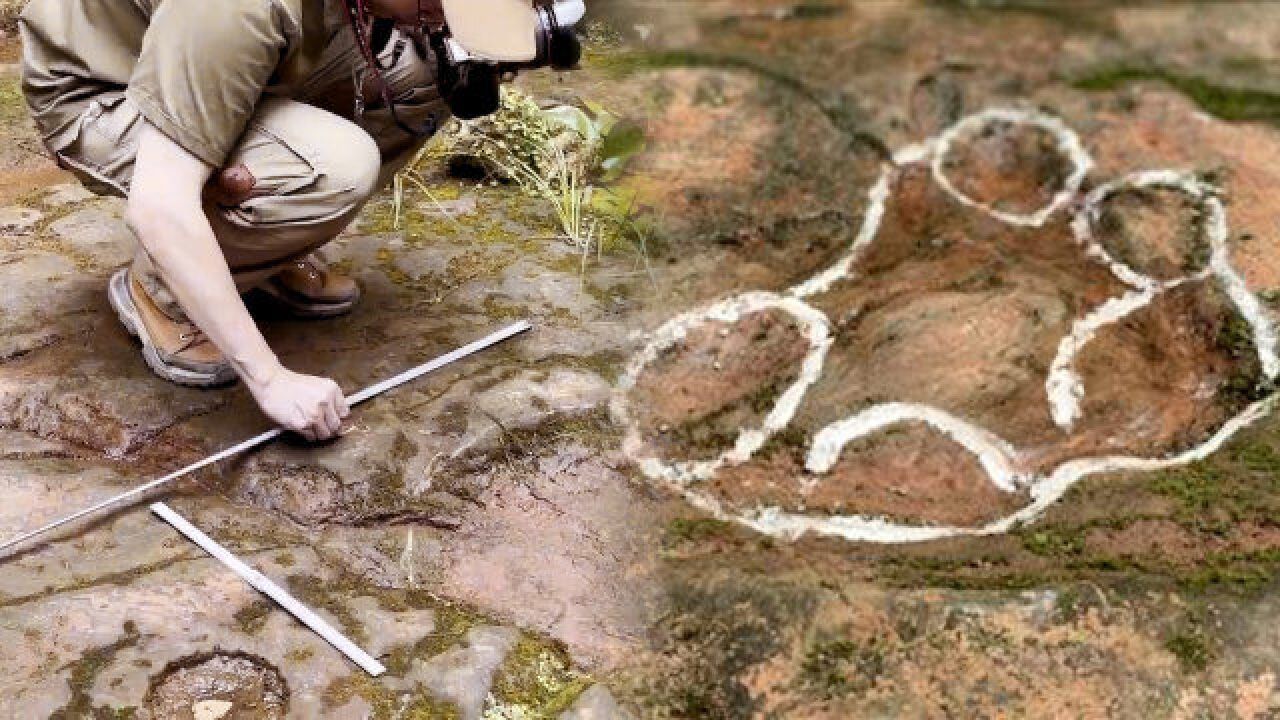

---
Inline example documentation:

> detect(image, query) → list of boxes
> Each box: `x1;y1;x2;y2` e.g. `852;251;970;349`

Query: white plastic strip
150;502;386;677
0;320;532;554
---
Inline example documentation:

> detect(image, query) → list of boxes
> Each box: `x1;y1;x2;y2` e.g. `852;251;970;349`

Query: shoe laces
294;258;323;282
176;325;213;354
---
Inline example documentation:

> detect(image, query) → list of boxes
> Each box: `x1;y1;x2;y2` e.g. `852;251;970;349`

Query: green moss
13;189;121;272
337;602;601;712
390;430;418;464
446;250;512;286
1073;65;1280;127
755;424;809;460
359;195;448;240
323;673;462;720
542;249;589;276
374;245;439;296
1215;311;1272;407
1180;548;1280;593
629;572;815;718
233;600;273;635
1019;526;1086;558
0;552;199;610
796;635;885;700
1152;463;1224;517
664;517;737;548
1164;616;1218;673
488;635;591;717
416;602;486;658
1218;312;1259;361
878;553;1053;592
535;351;625;384
1054;586;1085;622
0;75;26;127
664;420;738;460
286;575;368;646
1231;440;1280;474
295;574;591;716
1148;452;1280;537
482;296;533;322
50;621;141;720
877;452;1280;594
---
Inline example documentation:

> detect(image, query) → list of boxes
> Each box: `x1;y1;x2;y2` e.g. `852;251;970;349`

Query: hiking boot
258;255;361;319
107;268;238;387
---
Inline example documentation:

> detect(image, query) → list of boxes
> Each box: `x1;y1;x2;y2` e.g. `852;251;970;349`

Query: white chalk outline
611;292;832;485
613;107;1280;543
1046;171;1279;431
805;403;1026;493
932;107;1093;228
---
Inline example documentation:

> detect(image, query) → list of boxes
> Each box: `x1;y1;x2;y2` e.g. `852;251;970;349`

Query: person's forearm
127;203;280;386
125;121;347;440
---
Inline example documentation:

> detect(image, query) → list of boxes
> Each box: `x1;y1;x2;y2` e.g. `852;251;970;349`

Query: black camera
432;0;586;120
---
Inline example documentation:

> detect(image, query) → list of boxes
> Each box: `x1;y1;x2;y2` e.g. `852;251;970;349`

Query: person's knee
221;99;383;226
314;125;381;215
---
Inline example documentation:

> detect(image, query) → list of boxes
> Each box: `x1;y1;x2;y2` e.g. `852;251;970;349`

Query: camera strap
343;0;437;137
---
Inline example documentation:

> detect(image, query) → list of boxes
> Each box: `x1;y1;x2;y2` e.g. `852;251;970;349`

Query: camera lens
534;1;584;70
549;28;581;70
444;62;502;119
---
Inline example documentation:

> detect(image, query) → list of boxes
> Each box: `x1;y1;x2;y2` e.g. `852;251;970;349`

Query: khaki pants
53;29;448;321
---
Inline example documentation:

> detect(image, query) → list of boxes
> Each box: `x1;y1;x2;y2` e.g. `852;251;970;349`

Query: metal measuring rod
0;320;532;555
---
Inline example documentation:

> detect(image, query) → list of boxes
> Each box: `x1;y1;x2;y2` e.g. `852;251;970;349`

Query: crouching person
18;0;578;441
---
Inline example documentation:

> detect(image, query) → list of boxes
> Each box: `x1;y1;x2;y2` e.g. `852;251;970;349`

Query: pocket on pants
215;96;384;232
56;94;143;197
85;94;142;146
222;122;327;227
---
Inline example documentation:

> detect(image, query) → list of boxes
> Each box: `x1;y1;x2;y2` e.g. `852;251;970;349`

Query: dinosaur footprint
615;108;1279;543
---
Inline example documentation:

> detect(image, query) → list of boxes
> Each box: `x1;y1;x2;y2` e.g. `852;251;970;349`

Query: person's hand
246;364;350;442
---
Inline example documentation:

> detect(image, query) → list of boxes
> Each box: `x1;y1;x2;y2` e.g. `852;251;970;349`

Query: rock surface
409;626;518;719
561;684;633;720
13;3;1280;717
0;36;656;715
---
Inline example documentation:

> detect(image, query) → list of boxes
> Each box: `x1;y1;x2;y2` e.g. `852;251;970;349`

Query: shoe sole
258;281;359;319
108;269;238;388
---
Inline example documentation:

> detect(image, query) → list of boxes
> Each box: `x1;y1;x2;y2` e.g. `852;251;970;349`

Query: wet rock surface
622;122;1261;527
145;653;289;720
0;34;657;716
408;626;517;719
13;1;1280;717
560;684;633;720
630;309;810;462
599;0;1280;716
939;117;1074;217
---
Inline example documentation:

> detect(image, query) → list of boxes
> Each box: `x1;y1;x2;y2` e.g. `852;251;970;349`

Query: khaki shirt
20;0;354;167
